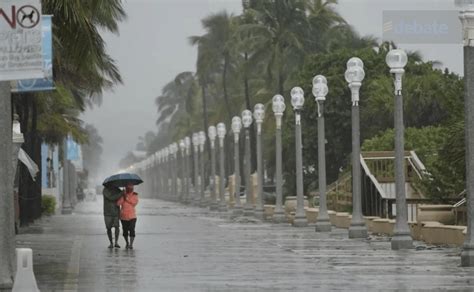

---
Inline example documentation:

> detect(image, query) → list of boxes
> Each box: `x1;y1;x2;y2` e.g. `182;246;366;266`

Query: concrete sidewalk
15;197;474;291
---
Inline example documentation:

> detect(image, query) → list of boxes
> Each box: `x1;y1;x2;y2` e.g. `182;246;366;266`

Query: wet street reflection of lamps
291;87;308;227
386;49;413;250
345;57;368;239
217;123;227;211
312;75;331;232
254;103;265;220
192;133;200;205
184;137;192;204
242;110;255;217
231;116;243;216
272;95;286;223
199;131;207;207
456;0;474;267
208;126;218;211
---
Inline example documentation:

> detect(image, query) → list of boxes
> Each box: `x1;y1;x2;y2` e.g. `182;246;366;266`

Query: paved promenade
15;197;474;291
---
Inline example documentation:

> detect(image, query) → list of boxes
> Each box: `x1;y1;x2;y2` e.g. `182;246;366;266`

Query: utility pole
0;81;14;289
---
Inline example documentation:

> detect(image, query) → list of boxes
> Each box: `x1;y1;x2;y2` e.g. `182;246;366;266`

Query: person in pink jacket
117;182;139;249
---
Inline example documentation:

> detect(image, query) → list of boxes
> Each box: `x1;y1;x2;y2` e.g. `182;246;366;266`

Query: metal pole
233;133;243;216
462;39;474;266
218;137;227;211
315;101;331;232
199;146;206;207
348;100;368;238
164;155;169;197
186;145;191;204
391;89;413;249
61;138;72;214
243;129;254;216
273;116;285;223
0;81;14;289
209;141;218;210
293;110;307;227
181;151;186;203
174;153;178;202
157;158;161;198
255;123;264;219
193;146;199;206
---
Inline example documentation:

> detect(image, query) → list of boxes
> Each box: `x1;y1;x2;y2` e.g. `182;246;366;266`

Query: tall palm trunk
222;55;232;122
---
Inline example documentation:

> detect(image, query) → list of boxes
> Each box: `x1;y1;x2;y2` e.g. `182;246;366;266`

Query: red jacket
117;192;139;220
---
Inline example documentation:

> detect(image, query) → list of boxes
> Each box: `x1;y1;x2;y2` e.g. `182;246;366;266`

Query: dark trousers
121;218;137;237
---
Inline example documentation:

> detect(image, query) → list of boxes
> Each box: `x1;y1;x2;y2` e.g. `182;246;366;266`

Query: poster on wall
11;15;53;92
0;0;43;81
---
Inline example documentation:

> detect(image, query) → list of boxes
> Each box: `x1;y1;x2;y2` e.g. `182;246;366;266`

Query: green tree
14;0;126;224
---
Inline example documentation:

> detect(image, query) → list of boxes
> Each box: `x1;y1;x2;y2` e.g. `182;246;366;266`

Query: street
15;197;474;291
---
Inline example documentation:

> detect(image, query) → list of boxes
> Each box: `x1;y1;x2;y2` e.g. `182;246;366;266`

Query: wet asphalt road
15;197;474;291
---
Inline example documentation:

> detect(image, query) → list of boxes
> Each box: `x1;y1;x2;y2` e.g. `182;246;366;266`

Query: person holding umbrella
102;173;143;249
102;185;122;249
117;182;139;249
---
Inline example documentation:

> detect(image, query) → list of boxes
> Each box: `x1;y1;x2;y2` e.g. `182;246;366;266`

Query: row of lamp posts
131;41;472;263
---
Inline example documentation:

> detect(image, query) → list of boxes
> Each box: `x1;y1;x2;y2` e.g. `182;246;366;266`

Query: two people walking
103;182;139;249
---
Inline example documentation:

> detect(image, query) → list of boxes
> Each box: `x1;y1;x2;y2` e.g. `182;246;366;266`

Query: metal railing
327;151;431;221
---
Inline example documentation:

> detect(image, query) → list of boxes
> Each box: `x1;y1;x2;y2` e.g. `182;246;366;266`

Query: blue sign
67;136;80;161
11;15;54;92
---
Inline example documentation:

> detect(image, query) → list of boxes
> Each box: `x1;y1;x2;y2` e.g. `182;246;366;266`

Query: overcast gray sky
82;0;463;178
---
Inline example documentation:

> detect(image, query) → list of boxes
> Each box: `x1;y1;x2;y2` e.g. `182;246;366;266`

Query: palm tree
241;0;308;94
190;12;239;124
155;72;198;128
14;0;126;224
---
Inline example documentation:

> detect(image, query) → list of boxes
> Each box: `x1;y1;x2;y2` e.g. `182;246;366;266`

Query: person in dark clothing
103;185;122;248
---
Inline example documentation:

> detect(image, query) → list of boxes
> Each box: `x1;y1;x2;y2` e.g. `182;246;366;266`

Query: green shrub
41;195;56;216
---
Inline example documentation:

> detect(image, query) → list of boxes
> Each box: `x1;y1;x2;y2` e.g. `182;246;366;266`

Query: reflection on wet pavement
16;197;474;291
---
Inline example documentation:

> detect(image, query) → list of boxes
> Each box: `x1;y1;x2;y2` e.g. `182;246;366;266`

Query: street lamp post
231;117;243;216
171;143;178;201
291;87;308;227
217;123;227;211
242;110;255;217
313;75;331;232
208;126;218;211
192;133;200;206
386;49;413;250
254;104;265;220
157;151;162;198
153;153;158;198
164;147;170;197
457;0;474;266
179;140;187;203
61;137;72;214
199;131;207;207
345;57;368;238
184;137;192;204
272;95;286;223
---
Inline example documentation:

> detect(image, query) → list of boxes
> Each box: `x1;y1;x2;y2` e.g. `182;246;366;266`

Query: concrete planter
328;210;337;225
420;222;466;246
371;218;395;235
363;216;379;231
334;212;351;228
284;196;309;215
264;204;275;220
305;208;319;223
417;205;455;225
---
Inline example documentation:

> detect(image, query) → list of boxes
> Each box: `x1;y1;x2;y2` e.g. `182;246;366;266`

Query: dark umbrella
103;173;143;188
